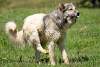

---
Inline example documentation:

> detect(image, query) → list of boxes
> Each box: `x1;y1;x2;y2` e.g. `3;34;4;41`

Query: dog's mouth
67;17;76;24
70;15;76;20
68;12;79;18
64;12;79;24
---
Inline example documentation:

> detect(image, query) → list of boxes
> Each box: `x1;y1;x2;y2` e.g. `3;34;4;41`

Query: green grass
0;6;100;67
0;0;80;9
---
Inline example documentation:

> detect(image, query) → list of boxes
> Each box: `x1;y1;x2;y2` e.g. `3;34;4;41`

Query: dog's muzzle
64;10;80;18
67;12;80;18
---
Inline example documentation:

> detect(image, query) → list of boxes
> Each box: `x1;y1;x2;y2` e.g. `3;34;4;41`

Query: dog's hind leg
33;44;41;63
30;29;48;54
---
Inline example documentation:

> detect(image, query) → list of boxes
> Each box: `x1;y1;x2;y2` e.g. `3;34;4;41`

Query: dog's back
23;13;47;33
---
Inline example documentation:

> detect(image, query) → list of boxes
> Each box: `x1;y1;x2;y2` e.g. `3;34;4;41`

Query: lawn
0;6;100;67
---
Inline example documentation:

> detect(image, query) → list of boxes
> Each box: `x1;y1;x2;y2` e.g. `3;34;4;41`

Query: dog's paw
64;60;69;64
43;49;48;54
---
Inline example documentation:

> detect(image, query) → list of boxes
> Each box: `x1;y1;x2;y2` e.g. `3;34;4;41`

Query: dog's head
58;3;79;25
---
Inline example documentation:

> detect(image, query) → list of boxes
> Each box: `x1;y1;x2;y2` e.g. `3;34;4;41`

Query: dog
5;3;79;65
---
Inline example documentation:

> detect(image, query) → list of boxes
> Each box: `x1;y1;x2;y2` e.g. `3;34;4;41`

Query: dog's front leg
57;33;69;64
48;41;56;65
58;43;69;64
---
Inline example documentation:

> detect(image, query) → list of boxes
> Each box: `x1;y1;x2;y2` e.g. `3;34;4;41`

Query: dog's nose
77;12;80;17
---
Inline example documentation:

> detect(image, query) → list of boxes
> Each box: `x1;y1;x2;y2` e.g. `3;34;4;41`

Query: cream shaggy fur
5;14;48;53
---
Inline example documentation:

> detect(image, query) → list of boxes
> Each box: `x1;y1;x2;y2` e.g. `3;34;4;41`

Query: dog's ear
58;3;65;12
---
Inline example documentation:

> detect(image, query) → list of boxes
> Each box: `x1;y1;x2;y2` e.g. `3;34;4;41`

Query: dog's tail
5;21;17;35
5;21;24;44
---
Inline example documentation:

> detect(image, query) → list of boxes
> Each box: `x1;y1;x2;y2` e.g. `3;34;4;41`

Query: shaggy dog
5;3;79;65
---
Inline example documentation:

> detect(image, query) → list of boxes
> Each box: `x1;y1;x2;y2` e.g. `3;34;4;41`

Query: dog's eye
69;8;73;10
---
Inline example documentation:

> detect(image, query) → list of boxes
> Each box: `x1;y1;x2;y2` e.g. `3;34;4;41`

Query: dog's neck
49;9;68;29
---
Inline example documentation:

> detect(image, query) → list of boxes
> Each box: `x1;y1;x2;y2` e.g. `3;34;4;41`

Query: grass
0;0;80;9
0;4;100;67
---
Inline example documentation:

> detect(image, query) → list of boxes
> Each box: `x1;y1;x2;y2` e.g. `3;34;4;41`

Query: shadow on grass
0;55;97;64
0;56;34;63
69;55;89;63
0;55;49;64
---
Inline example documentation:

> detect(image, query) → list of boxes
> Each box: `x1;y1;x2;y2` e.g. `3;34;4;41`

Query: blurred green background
0;0;79;9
